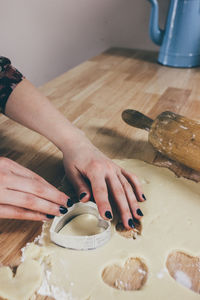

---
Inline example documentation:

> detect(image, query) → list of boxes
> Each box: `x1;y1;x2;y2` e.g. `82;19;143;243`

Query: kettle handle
147;0;164;46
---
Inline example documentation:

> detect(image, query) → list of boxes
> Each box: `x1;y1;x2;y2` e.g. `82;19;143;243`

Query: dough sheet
1;159;200;300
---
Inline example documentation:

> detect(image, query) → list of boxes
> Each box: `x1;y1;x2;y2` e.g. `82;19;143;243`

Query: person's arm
5;78;146;229
0;57;71;221
5;78;81;151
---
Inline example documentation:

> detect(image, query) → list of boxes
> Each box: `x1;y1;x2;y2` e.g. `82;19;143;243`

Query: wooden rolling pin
122;110;200;172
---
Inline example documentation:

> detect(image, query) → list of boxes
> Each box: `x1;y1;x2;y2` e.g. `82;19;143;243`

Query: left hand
61;132;146;230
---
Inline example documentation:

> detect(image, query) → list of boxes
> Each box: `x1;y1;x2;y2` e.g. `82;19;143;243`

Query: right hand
0;157;70;221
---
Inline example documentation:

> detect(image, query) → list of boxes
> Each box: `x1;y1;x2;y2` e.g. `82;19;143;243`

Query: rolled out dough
4;159;200;300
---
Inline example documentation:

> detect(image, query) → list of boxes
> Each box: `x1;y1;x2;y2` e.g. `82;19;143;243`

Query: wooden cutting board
0;48;200;299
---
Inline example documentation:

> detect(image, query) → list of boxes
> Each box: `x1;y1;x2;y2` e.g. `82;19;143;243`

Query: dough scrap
9;159;200;300
115;219;142;239
0;259;43;300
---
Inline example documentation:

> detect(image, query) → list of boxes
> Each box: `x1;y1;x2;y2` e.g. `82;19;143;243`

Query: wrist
55;124;88;153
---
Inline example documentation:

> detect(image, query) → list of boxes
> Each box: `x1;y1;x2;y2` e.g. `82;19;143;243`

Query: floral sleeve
0;56;24;114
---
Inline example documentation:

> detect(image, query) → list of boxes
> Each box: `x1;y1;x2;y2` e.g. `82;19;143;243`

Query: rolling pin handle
122;109;154;131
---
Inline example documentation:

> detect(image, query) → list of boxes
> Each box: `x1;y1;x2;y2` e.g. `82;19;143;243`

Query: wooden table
0;48;200;299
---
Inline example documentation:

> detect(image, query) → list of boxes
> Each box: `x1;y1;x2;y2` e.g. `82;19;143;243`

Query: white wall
1;0;170;86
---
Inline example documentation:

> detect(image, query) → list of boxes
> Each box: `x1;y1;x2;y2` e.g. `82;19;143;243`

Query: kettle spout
147;0;164;46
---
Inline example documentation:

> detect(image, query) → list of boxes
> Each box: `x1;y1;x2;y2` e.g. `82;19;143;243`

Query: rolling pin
122;110;200;172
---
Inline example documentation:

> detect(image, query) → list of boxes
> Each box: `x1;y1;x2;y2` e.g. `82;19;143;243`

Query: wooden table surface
0;48;200;299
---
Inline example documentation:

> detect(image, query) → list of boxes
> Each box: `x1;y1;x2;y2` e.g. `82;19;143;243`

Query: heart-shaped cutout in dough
0;259;43;300
166;251;200;294
102;257;148;291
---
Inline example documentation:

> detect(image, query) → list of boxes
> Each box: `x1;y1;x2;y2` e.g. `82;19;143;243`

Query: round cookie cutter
50;202;111;250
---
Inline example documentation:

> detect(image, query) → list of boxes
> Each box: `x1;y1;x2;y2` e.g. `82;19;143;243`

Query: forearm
5;79;85;151
1;59;145;227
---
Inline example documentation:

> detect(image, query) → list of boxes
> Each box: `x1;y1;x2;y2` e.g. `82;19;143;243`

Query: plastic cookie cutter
50;202;111;250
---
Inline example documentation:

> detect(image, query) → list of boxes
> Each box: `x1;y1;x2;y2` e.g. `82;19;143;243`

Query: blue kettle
147;0;200;67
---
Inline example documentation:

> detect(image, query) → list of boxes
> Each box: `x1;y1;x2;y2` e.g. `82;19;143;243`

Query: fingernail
80;192;87;200
66;198;74;207
46;214;55;219
137;208;144;216
133;216;140;224
142;194;146;201
105;211;112;219
60;206;68;214
128;218;135;229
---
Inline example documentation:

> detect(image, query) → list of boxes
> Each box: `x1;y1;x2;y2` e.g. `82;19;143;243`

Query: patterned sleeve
0;56;25;114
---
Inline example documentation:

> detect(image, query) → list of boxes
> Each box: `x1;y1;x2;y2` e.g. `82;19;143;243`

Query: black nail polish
133;216;140;224
46;214;55;219
80;193;87;200
142;194;147;201
137;208;144;216
105;211;112;219
60;206;68;214
66;198;74;207
128;218;135;229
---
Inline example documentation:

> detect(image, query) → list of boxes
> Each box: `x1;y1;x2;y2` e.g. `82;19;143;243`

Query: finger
106;174;134;230
0;204;48;221
2;158;45;181
3;173;68;207
66;167;91;203
1;189;67;216
6;158;58;189
88;174;113;221
118;173;143;220
121;168;146;202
